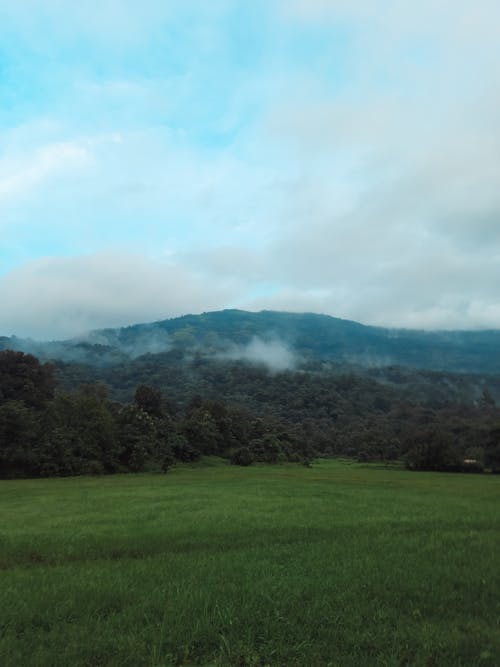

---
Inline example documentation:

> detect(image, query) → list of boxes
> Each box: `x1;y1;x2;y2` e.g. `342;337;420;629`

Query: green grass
0;460;499;666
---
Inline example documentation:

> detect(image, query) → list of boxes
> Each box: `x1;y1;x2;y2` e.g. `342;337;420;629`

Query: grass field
0;460;499;666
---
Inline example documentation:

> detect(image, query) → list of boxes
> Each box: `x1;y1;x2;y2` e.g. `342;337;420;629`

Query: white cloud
0;141;90;202
0;252;236;340
2;1;500;334
220;337;296;372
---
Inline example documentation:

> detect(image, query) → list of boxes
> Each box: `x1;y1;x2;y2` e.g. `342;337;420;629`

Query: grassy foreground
0;460;499;666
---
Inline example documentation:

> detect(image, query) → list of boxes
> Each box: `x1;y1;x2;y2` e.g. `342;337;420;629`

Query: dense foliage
55;350;500;471
4;309;500;373
0;351;309;478
2;348;500;478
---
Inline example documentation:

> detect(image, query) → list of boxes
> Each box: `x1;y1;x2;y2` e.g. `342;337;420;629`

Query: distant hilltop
2;309;500;374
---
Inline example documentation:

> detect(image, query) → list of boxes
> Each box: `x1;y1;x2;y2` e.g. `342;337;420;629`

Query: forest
5;309;500;373
2;348;500;478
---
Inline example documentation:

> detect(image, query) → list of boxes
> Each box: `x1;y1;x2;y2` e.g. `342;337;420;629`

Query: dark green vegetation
4;310;500;373
1;461;499;666
0;351;311;478
2;312;500;665
3;346;500;478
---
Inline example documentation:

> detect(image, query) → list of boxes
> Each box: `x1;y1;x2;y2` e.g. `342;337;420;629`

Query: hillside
2;309;500;374
2;311;500;475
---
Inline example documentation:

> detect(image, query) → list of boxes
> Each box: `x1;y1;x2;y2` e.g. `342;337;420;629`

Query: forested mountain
3;309;500;373
2;311;500;478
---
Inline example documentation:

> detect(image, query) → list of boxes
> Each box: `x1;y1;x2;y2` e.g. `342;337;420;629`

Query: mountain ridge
2;309;500;374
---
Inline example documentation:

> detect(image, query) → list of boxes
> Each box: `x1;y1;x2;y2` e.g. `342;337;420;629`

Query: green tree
0;350;55;409
230;446;254;466
43;385;120;475
0;400;39;477
485;427;500;473
168;431;200;462
405;429;461;472
134;384;164;419
183;407;219;455
118;405;158;472
249;433;282;463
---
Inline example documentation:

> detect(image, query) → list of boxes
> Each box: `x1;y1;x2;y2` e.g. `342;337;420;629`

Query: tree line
0;350;312;478
2;349;500;478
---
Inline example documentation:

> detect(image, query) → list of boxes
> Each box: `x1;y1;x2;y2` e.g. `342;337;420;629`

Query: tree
0;400;39;477
134;384;164;419
0;351;55;478
230;446;254;466
118;404;159;472
405;429;461;472
0;350;55;409
485;427;500;473
182;407;219;455
41;385;120;475
249;433;282;463
168;432;200;462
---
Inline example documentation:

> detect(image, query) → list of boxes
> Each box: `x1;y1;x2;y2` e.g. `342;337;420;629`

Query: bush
230;447;254;466
405;430;462;472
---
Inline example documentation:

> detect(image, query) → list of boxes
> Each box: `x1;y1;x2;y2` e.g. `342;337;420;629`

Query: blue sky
1;0;500;338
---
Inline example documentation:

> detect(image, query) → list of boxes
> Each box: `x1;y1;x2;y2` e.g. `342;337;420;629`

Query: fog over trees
2;338;500;478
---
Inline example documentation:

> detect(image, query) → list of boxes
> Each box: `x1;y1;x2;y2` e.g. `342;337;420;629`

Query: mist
0;327;173;367
80;328;172;360
219;337;297;372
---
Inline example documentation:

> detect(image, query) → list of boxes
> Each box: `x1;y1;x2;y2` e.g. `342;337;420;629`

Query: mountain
2;309;500;374
3;310;500;472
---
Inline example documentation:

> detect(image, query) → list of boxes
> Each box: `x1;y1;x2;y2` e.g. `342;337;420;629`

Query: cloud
82;328;173;359
0;252;236;340
2;1;500;333
0;1;203;50
219;337;296;372
243;0;500;329
0;141;90;202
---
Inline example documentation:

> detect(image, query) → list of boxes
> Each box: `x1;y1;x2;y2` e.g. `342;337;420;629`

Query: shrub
230;447;254;466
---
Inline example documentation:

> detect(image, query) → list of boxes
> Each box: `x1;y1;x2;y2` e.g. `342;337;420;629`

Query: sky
1;0;500;339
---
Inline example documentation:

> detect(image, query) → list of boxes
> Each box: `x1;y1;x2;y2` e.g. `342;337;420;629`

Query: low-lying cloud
0;252;236;340
220;337;297;372
2;2;500;335
81;328;172;359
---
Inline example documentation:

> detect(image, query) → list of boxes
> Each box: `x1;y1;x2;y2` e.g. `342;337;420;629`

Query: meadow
0;460;499;666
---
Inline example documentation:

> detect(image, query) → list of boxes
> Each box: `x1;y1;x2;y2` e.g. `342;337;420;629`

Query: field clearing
0;460;499;666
